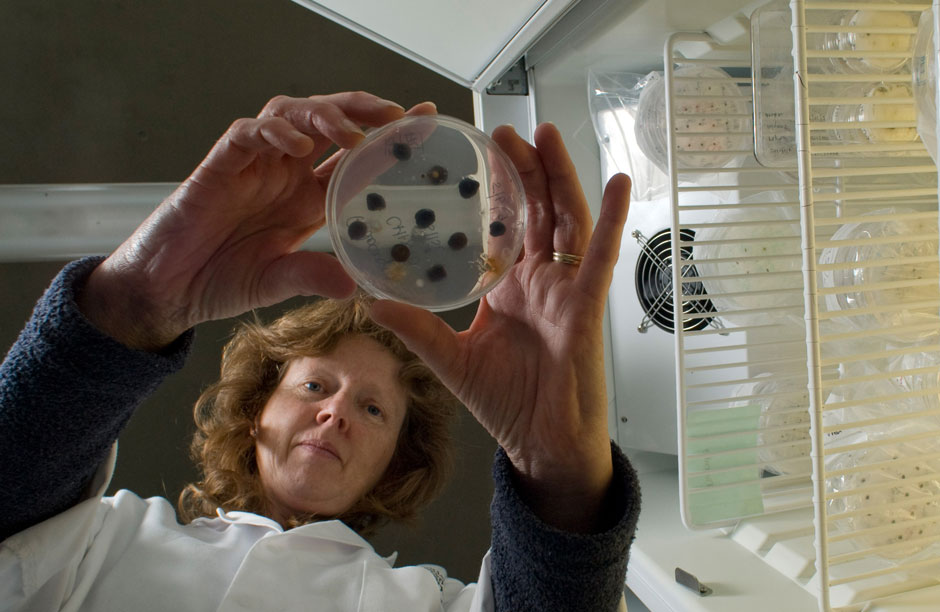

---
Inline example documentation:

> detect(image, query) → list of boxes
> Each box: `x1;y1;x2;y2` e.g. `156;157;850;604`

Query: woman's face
254;334;408;523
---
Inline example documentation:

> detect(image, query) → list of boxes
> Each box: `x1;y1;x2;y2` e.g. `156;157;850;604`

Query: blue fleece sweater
0;256;640;611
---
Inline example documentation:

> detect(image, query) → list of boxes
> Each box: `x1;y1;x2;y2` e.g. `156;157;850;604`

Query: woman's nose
316;395;350;430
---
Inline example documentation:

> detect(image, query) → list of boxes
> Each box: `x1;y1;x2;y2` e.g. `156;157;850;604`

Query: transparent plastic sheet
587;70;669;201
824;352;940;568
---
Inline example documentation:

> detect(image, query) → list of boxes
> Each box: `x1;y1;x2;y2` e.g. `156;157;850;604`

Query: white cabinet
289;0;578;90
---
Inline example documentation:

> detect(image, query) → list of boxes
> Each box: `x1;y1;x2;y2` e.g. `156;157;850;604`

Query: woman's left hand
370;123;631;532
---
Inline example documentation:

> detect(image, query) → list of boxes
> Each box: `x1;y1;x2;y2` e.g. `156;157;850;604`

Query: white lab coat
0;445;493;612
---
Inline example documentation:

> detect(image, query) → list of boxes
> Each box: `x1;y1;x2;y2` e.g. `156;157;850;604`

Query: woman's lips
297;439;341;462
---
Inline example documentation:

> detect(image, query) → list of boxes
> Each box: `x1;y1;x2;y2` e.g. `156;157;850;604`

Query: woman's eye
366;404;382;417
304;382;323;392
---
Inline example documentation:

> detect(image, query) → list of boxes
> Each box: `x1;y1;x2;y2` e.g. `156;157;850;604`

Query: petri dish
824;359;940;561
857;82;918;144
692;203;803;326
326;114;526;311
751;0;799;168
731;374;811;476
914;7;937;163
832;5;916;75
635;66;751;172
826;436;940;560
819;208;940;344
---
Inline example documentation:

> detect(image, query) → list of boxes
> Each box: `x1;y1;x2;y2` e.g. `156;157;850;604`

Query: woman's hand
79;92;433;351
370;123;631;531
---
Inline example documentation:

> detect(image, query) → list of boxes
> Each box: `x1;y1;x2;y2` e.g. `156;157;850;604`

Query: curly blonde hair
178;295;458;536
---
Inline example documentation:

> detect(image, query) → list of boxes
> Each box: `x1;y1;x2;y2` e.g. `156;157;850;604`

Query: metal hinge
675;567;712;596
485;58;528;95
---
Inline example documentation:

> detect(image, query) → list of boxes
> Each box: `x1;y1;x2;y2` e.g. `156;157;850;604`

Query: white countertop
625;467;940;611
626;467;818;611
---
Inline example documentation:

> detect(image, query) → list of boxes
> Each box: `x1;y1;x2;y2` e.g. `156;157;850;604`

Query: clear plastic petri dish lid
825;434;940;561
326;114;526;312
826;1;917;75
856;82;918;144
825;82;918;147
730;374;811;476
823;357;940;562
819;208;940;344
635;66;751;173
913;6;937;164
692;202;803;327
634;72;669;172
751;0;798;168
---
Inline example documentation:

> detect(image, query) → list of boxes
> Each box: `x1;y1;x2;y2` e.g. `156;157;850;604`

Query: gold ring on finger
552;251;584;266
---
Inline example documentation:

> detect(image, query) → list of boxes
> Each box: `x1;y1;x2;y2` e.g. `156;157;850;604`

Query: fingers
202;116;315;175
491;124;554;257
492;123;594;261
576;173;631;294
200;92;411;179
313;100;438;182
259;251;358;303
493;121;630;299
404;100;439;117
259;92;406;148
531;123;594;259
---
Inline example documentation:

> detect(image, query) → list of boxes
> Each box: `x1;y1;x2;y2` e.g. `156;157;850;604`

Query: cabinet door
290;0;579;90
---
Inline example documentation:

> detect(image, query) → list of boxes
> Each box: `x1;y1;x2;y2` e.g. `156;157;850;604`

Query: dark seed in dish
458;177;480;198
366;193;386;211
390;243;411;262
426;264;447;282
448;232;468;250
415;208;436;228
392;143;411;161
347;220;368;240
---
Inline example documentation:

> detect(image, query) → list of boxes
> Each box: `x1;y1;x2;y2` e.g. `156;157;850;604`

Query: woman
0;92;639;611
178;295;460;536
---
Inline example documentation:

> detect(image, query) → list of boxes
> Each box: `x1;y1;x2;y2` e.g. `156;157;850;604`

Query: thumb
260;251;358;303
369;300;463;389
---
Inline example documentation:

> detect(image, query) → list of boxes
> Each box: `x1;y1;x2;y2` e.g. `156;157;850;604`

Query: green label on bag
686;404;765;524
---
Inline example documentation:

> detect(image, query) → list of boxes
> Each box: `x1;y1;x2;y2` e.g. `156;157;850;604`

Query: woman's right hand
78;92;432;351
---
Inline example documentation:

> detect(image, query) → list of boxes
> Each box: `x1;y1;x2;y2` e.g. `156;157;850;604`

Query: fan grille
634;228;713;333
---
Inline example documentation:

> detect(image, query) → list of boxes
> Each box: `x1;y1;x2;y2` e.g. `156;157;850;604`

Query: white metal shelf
668;1;940;608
